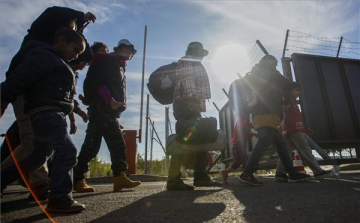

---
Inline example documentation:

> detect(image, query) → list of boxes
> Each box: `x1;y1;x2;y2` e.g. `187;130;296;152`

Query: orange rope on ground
4;134;56;223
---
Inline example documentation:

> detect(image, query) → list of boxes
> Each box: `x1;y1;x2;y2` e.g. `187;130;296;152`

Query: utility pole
139;26;148;143
144;94;149;174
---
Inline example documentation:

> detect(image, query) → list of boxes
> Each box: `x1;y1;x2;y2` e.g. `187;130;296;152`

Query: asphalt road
1;171;359;223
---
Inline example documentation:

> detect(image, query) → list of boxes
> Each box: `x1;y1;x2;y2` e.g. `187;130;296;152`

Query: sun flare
211;44;248;79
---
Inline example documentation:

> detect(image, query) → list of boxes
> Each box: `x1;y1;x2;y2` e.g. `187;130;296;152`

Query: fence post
336;36;343;57
165;107;170;173
144;94;149;174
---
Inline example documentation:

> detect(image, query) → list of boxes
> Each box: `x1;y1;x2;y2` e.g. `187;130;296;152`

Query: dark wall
292;53;360;147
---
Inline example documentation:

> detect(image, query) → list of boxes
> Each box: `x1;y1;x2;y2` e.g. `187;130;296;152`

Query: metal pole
256;40;269;55
148;118;166;153
236;72;242;79
149;120;154;174
213;102;220;112
165;107;170;173
222;88;229;99
144;94;149;174
282;29;290;58
139;26;148;143
336;36;343;57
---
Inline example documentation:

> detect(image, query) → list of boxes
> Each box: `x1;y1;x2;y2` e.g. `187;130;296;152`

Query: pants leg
1;96;48;189
1;142;47;191
31;111;77;200
243;127;297;176
289;132;323;175
168;154;185;180
103;118;128;176
272;130;297;176
28;165;49;187
193;152;208;182
172;101;205;181
2;96;36;169
1;121;20;163
243;127;275;176
276;138;295;174
73;119;103;181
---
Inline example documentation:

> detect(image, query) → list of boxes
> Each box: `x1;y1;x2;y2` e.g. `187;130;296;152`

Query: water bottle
332;164;340;178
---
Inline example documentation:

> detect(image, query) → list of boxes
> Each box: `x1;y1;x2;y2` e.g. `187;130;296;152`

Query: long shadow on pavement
228;172;360;223
88;189;226;223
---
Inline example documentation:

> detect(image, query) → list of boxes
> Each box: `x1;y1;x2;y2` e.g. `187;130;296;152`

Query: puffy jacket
83;53;127;119
281;97;308;134
248;66;291;117
1;41;76;117
25;6;85;46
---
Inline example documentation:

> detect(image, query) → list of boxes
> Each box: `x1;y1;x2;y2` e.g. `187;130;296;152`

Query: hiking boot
46;198;85;213
219;170;228;185
74;179;95;193
194;179;222;187
288;172;311;183
275;172;289;182
167;179;194;191
113;172;141;191
314;170;332;180
238;173;263;186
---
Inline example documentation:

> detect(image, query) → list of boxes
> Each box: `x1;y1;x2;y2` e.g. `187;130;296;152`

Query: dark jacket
6;7;86;77
83;53;127;119
247;66;291;117
24;6;85;46
1;41;76;117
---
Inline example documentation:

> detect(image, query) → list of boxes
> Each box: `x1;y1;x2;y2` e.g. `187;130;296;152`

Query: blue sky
1;0;359;163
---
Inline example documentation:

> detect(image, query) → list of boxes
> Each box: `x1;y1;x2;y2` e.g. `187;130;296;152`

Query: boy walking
275;82;332;181
219;116;258;184
1;28;86;212
73;39;141;192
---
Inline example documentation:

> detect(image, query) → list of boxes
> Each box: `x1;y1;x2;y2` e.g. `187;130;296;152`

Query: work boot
46;198;85;213
167;179;194;191
73;179;95;193
113;172;141;191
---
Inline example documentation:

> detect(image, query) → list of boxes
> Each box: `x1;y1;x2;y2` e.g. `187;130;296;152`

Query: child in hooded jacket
275;82;332;181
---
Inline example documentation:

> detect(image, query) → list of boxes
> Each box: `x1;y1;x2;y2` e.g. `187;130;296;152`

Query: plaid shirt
173;55;211;112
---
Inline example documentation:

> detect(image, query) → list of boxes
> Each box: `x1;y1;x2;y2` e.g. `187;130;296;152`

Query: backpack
229;70;291;117
228;74;255;117
147;62;177;105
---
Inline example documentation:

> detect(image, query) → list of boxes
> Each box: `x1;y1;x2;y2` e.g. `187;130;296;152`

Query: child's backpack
147;62;177;105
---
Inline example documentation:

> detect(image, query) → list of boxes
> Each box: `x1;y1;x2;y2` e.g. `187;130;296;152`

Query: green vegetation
88;154;167;177
88;156;112;177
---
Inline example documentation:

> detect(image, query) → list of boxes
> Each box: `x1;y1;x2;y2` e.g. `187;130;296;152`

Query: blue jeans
1;111;77;200
243;126;297;177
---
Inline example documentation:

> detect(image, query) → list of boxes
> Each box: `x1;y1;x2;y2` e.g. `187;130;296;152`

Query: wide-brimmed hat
186;41;209;57
115;39;137;55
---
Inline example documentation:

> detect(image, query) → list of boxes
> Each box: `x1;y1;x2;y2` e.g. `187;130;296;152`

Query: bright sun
211;44;248;79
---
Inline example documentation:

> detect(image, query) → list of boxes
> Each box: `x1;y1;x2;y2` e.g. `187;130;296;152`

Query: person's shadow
88;189;225;223
228;173;360;223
